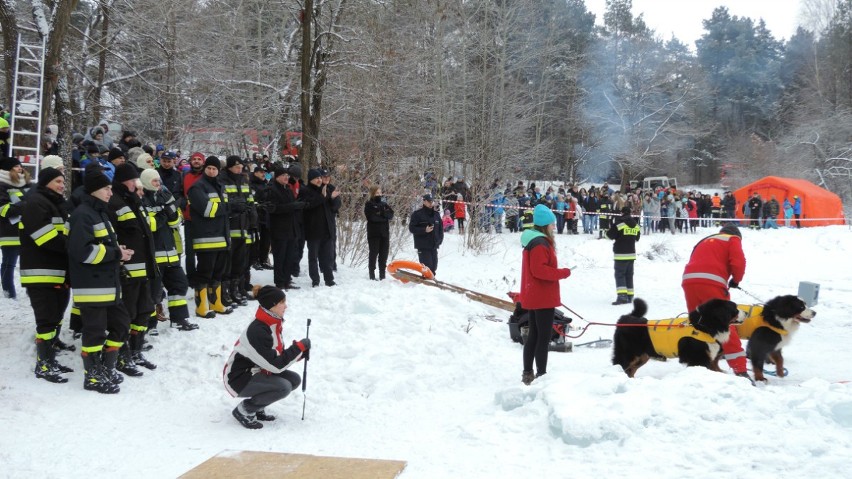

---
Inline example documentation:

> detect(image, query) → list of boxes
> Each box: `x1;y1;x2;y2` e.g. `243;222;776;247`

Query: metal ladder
8;31;46;179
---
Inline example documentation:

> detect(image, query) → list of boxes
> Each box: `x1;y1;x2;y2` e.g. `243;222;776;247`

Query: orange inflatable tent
733;176;845;227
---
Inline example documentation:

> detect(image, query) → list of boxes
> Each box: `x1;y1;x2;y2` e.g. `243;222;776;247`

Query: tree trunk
299;1;314;179
0;3;19;107
40;0;81;128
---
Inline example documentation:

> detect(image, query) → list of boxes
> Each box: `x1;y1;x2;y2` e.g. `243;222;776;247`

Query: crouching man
223;286;311;429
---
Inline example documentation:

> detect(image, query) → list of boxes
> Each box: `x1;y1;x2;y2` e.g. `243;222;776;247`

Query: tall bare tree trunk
299;1;314;178
0;3;19;106
40;0;81;127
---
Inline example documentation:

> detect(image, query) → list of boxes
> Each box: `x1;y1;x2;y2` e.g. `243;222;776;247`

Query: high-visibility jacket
682;233;746;288
108;184;157;281
219;170;250;240
141;188;182;266
0;181;29;246
187;174;229;252
19;186;69;286
68;194;122;306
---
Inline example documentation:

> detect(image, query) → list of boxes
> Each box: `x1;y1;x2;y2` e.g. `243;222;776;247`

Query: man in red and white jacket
223;286;311;429
681;224;750;381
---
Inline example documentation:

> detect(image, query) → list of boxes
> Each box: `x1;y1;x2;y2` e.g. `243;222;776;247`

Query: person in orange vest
710;192;722;225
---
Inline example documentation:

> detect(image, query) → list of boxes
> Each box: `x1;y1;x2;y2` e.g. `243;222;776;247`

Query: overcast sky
584;0;804;47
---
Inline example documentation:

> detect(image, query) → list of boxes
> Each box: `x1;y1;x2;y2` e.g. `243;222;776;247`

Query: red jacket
519;230;570;309
182;170;203;220
681;233;746;289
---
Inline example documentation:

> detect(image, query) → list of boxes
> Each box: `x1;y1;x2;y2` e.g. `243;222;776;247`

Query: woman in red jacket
520;204;571;385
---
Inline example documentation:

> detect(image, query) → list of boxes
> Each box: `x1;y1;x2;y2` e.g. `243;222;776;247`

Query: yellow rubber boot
209;283;233;315
195;286;215;318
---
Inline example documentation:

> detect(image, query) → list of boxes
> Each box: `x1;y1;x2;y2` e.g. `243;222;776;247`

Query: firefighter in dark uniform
219;156;250;306
188;156;232;317
108;163;159;376
21;167;73;383
139;169;198;331
606;206;641;305
68;170;133;394
597;193;612;238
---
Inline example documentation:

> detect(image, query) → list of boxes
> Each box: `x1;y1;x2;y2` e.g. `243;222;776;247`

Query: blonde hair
368;185;381;199
10;168;31;185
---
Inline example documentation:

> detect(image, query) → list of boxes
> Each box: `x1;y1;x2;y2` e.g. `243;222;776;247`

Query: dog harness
647;318;718;358
734;304;787;338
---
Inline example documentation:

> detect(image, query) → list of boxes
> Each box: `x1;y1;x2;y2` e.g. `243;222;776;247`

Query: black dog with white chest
612;298;744;378
744;295;816;382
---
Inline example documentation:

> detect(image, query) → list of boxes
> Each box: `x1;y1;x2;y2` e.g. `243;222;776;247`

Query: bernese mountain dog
612;298;745;378
739;295;816;382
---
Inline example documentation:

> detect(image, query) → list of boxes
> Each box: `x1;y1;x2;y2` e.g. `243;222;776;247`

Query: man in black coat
156;152;183;208
299;169;340;287
266;166;306;289
409;194;443;274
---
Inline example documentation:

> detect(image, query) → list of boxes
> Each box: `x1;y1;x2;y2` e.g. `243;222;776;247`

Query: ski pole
301;318;311;421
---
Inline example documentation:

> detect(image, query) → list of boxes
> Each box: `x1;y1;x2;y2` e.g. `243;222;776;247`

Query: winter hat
140;169;161;191
41;155;64;170
135;153;154;170
37;167;63;188
720;224;742;238
189;152;206;162
86;143;100;155
108;148;125;163
256;285;286;310
423;193;434;202
307;169;322;181
84;171;111;194
121;130;136;140
204;156;221;170
273;165;289;178
113;163;139;184
288;162;302;178
226;155;244;169
0;156;21;171
127;146;145;165
532;204;556;226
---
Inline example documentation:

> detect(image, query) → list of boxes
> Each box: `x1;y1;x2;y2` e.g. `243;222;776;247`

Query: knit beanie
113;163;140;184
256;286;286;310
37;167;63;188
135;153;154;170
0;156;21;171
288;162;302;179
720;224;742;238
41;155;64;170
226;155;244;169
273;165;289;178
140;169;161;191
307;169;322;181
108;148;125;163
84;171;111;194
205;156;221;170
532;204;556;227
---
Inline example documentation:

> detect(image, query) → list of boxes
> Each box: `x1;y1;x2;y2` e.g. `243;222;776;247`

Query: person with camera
224;285;310;429
364;184;394;280
408;193;443;275
300;169;340;287
266;165;306;289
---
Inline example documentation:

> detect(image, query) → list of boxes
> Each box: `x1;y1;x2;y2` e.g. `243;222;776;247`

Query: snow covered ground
1;222;851;478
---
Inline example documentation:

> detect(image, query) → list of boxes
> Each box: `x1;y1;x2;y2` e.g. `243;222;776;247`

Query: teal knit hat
533;204;556;226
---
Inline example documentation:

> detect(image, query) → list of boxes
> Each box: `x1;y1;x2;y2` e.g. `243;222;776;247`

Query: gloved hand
561;268;571;279
295;338;311;360
728;279;739;289
292;201;307;210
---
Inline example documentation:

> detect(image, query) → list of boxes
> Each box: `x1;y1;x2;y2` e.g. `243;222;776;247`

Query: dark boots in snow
83;352;119;394
35;340;69;383
611;294;632;305
232;402;263;429
117;344;144;377
130;332;157;370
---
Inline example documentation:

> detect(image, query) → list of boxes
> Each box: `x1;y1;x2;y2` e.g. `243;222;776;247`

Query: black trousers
183;222;195;280
229;237;248;282
121;280;155;331
613;260;635;297
160;265;190;321
367;234;389;277
250;226;271;265
271;238;296;286
522;308;554;374
28;286;71;336
193;250;228;287
307;238;335;285
80;302;131;351
417;248;439;275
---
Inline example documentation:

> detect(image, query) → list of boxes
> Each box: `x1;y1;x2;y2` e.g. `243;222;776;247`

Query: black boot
51;325;76;352
232;402;263;429
231;280;248;306
369;270;376;281
101;348;123;384
35;340;69;383
130;332;157;370
82;352;120;394
220;281;235;308
611;294;631;305
171;318;200;331
117;344;144;377
379;267;386;281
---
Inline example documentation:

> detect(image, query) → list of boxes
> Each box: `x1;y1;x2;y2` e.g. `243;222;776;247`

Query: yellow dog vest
734;304;787;339
647;318;717;358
